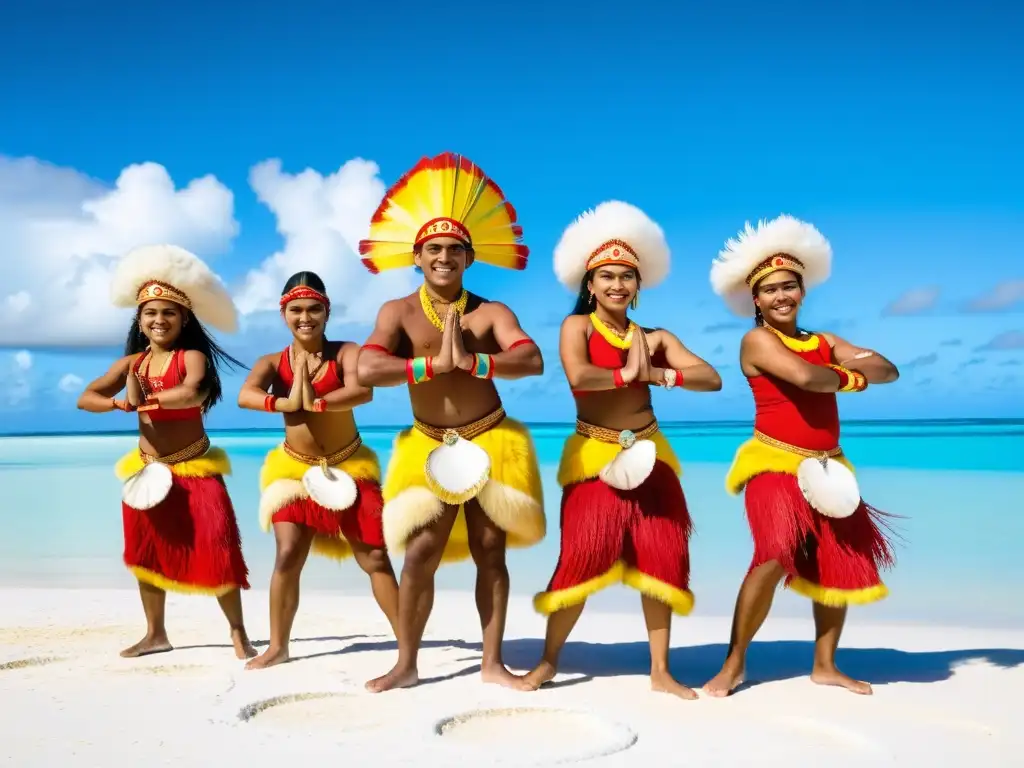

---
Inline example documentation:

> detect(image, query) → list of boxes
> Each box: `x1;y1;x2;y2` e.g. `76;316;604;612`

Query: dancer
704;215;900;697
356;151;546;692
238;271;399;670
525;201;721;698
76;244;255;659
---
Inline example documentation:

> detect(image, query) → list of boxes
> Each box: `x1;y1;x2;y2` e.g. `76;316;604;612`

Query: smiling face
588;264;639;313
283;297;327;342
753;269;805;325
138;300;185;346
414;236;474;290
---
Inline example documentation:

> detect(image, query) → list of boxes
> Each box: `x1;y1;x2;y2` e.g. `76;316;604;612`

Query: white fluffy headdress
553;201;670;291
110;244;238;333
709;215;832;317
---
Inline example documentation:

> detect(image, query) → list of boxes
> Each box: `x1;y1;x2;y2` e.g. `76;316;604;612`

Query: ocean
2;419;1022;628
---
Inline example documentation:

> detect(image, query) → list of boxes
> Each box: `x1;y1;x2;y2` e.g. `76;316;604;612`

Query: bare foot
810;667;873;695
365;664;418;693
232;629;258;660
651;668;698;700
703;663;745;698
120;635;173;658
521;660;557;691
481;662;534;691
245;646;289;670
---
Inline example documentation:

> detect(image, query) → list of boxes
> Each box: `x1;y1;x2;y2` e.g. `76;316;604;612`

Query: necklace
762;323;819;352
419;284;468;332
589;312;636;350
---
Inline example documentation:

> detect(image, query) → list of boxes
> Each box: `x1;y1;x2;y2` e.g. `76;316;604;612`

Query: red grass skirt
271;479;386;549
122;474;250;595
536;460;694;615
745;472;896;604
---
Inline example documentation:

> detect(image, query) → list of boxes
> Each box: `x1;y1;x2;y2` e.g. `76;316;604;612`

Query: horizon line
1;416;1022;439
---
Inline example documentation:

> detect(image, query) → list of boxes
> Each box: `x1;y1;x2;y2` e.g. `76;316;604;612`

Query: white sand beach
2;587;1022;766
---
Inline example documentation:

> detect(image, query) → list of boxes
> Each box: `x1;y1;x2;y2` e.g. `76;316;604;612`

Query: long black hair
124;308;246;413
570;268;642;315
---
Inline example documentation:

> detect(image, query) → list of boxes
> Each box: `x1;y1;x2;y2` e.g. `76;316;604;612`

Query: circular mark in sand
435;707;637;764
239;692;386;734
0;655;63;672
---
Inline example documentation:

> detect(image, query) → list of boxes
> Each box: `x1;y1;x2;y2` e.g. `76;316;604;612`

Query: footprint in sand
238;692;390;735
0;655;65;672
435;707;637;764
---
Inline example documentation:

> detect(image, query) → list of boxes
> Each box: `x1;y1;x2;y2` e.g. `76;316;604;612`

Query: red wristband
264;395;278;412
312;398;327;413
405;358;415;385
613;368;626;388
675;369;684;387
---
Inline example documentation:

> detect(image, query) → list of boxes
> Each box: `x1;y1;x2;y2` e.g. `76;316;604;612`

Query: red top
572;328;667;397
278;347;343;396
133;348;203;422
748;333;840;451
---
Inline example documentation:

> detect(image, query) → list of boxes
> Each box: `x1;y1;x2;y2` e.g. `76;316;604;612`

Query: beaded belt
753;430;842;459
284;436;363;470
141;434;211;465
576;419;658;449
414;407;506;446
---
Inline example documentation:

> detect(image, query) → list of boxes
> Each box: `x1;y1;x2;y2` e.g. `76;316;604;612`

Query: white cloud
882;286;941;316
58;373;84;393
13;350;32;370
234;158;414;327
0;155;239;348
965;280;1024;312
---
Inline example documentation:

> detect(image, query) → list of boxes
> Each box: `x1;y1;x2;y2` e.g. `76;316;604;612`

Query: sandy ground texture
2;587;1023;766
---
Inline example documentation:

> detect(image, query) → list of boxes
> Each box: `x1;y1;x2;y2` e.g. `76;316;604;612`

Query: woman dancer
239;271;398;670
704;215;899;696
526;201;722;698
77;244;254;659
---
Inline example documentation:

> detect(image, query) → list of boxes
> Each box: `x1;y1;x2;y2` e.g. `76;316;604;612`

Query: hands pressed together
277;347;328;413
427;304;477;376
618;329;669;387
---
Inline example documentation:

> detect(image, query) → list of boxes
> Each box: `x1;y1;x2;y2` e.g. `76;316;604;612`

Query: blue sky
1;0;1021;433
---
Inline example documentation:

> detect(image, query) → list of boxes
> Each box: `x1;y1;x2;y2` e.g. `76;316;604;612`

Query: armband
469;353;494;380
406;356;434;385
828;364;867;392
264;395;278;412
507;338;535;351
361;344;392;356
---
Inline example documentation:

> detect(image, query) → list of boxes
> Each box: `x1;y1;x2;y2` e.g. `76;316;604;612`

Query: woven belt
413;407;506;446
283;435;363;470
753;430;842;459
576;418;658;449
141;434;210;465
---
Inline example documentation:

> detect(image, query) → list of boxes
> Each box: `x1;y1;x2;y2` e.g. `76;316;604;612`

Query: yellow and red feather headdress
358;152;528;273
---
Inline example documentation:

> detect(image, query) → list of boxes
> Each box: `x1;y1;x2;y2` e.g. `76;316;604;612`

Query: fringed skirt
116;446;249;596
534;427;694;616
259;441;385;561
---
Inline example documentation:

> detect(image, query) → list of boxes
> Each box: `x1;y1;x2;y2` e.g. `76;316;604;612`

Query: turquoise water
1;420;1022;628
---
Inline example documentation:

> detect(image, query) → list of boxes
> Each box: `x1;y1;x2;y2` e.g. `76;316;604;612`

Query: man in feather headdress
356;152;546;692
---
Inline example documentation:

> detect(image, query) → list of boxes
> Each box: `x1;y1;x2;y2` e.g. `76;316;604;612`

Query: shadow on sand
286;635;1024;691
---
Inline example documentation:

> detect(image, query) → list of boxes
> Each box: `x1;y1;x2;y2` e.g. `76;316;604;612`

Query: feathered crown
358;152;528;273
110;244;238;333
553;201;670;291
710;215;832;317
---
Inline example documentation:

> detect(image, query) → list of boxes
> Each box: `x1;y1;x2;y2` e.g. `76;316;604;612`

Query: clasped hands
279;348;327;412
618;329;668;386
427;304;477;375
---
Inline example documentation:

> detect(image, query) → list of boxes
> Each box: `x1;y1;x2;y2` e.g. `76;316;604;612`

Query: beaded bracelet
828;364;867;392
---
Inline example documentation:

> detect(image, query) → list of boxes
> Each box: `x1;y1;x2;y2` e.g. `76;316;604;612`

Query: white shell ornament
302;465;358;511
424;430;491;504
797;457;860;519
599;431;657;491
122;462;173;510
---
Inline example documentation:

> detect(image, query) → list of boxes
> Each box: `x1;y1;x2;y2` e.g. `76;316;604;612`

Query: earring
589;292;595;306
631;293;639;310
